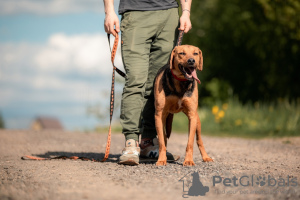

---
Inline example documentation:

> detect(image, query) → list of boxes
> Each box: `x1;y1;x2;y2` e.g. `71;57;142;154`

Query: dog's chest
178;99;183;109
167;97;184;113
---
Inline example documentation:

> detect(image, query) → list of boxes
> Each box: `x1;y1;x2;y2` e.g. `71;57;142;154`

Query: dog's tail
166;114;173;139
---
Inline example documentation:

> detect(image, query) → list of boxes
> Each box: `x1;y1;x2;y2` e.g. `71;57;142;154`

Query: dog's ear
198;49;203;71
169;47;177;69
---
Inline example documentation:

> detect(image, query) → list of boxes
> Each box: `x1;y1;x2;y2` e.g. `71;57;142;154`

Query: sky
0;0;124;130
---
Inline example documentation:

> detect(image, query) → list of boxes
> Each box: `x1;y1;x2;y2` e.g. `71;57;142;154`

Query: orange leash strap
101;32;126;162
21;155;97;161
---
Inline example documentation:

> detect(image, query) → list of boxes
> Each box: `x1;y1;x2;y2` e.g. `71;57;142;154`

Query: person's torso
118;0;178;14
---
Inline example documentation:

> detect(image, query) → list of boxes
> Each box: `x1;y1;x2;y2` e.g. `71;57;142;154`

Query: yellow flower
235;119;242;126
212;106;219;115
222;103;228;110
218;110;225;118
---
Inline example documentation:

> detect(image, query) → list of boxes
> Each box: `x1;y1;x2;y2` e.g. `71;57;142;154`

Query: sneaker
118;139;140;165
140;138;180;162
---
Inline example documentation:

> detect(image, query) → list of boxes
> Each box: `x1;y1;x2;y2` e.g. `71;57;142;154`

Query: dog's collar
171;69;188;82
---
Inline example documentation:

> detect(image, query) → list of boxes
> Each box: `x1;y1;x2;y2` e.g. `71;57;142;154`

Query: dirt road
0;130;299;200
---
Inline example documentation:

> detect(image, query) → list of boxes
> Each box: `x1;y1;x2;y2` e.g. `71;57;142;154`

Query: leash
21;155;97;161
176;30;184;46
101;31;126;162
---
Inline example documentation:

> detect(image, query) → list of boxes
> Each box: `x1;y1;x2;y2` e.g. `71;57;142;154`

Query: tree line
183;0;300;104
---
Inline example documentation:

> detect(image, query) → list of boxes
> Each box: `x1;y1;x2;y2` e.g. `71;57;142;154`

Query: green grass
173;98;300;138
96;98;300;139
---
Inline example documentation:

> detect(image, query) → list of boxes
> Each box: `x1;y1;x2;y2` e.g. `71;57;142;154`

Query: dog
154;45;213;166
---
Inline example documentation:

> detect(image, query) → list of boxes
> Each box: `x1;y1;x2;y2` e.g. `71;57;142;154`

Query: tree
185;0;300;103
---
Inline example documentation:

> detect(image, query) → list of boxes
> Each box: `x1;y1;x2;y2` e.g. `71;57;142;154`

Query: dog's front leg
196;114;213;162
155;111;167;166
183;111;197;166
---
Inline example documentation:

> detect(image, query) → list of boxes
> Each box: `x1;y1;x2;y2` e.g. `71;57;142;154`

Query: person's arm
103;0;120;36
179;0;192;33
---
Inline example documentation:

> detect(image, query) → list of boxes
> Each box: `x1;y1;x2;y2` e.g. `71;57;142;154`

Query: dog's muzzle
178;63;201;84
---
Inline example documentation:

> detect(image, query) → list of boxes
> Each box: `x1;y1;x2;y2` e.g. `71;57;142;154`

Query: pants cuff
124;133;139;142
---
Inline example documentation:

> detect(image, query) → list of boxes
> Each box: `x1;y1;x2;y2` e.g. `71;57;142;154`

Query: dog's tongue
191;70;201;84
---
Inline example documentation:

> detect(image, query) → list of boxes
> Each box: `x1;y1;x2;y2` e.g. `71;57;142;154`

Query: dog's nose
188;58;195;65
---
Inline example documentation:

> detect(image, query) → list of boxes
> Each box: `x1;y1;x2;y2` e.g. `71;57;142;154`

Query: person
103;0;192;165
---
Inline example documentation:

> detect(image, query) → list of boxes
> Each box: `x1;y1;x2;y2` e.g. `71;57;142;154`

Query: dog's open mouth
179;64;201;84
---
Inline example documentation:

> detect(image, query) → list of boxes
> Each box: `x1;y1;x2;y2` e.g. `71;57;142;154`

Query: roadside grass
96;99;300;139
173;98;300;138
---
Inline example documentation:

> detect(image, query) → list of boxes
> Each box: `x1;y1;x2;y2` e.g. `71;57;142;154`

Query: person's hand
179;11;192;33
104;11;120;36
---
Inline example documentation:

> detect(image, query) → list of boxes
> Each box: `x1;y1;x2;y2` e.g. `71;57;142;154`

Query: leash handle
108;33;118;64
107;33;126;78
176;30;184;46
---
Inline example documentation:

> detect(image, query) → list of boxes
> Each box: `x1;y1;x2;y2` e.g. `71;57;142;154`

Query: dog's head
169;45;203;83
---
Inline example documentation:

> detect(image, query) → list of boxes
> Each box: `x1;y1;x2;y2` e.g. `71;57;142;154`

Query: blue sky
0;0;124;130
0;13;105;42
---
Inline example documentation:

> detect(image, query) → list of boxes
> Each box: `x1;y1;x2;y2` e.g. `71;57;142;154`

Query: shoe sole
118;159;139;166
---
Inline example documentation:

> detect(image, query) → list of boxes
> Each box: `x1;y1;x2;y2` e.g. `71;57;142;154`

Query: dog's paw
203;157;213;162
156;160;167;166
183;160;195;166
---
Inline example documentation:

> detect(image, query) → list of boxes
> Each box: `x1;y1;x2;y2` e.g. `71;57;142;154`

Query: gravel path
0;130;299;200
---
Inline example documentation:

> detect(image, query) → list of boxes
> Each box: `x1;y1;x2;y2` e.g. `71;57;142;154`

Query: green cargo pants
120;8;179;142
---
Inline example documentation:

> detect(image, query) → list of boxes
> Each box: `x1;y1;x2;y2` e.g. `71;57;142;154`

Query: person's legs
119;9;178;164
142;8;179;140
120;11;156;142
139;9;180;161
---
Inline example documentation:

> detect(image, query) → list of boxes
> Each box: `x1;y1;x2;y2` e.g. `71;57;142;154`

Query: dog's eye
193;53;199;56
179;52;186;55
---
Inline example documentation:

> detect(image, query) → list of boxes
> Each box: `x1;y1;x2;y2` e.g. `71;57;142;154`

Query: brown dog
154;45;213;166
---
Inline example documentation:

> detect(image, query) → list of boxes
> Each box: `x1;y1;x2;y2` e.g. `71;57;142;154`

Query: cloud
34;33;123;75
0;0;119;15
0;33;123;79
0;33;124;129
